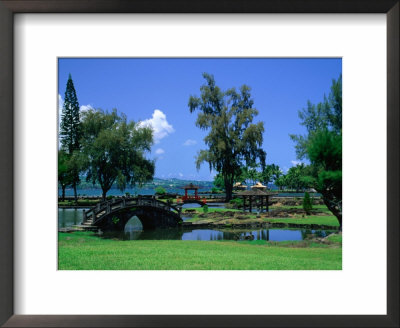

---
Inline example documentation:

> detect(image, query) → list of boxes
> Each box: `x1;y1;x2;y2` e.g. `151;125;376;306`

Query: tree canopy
285;163;312;192
80;108;155;200
259;164;282;186
290;75;342;228
58;149;73;201
189;73;266;201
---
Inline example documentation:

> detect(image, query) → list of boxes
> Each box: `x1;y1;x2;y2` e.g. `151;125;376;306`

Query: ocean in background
59;187;320;198
59;187;190;197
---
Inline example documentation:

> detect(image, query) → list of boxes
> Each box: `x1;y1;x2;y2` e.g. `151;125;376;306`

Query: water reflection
181;202;226;209
180;228;310;241
101;227;334;242
58;208;88;228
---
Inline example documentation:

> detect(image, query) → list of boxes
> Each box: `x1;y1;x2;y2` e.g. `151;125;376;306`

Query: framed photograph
0;0;398;327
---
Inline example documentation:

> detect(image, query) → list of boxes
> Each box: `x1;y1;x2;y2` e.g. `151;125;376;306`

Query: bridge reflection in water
100;221;334;242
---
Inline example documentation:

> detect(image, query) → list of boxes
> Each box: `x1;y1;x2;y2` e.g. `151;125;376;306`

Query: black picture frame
0;1;398;327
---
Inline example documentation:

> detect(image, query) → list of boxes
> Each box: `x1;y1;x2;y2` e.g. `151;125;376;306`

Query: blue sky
58;58;341;181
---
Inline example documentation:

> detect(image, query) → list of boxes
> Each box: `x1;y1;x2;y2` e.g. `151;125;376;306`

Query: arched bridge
82;196;182;231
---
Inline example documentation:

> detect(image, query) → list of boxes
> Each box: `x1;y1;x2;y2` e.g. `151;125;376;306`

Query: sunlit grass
264;215;340;227
183;207;240;213
59;232;342;270
270;204;331;211
58;199;100;206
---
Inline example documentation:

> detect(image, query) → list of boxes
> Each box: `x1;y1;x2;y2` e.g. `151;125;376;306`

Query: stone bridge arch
82;197;182;231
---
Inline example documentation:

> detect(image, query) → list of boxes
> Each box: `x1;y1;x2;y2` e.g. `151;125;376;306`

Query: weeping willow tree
189;73;266;201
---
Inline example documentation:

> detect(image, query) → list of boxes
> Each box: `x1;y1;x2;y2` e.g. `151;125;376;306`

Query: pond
114;227;334;242
58;209;334;242
58;208;89;228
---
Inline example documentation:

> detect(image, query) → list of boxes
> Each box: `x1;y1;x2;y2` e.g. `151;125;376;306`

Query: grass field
58;231;342;270
264;215;340;227
271;204;331;211
184;207;240;214
58;199;100;206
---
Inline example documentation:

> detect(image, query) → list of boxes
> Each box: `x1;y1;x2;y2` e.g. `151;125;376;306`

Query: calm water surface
58;209;333;241
58;208;89;228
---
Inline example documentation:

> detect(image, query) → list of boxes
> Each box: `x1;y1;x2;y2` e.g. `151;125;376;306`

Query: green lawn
264;215;340;227
58;232;342;270
270;204;331;211
183;207;240;214
58;199;100;206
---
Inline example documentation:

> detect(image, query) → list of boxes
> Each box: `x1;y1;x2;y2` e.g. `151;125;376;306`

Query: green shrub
303;192;313;215
229;198;243;207
211;187;221;194
155;187;167;195
203;204;209;214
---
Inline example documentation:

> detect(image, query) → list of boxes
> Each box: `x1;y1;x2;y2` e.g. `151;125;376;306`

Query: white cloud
80;104;94;112
183;139;197;146
58;94;64;125
58;95;64;148
59;94;93;117
139;109;174;144
179;173;183;177
58;94;63;111
155;148;165;155
291;160;303;166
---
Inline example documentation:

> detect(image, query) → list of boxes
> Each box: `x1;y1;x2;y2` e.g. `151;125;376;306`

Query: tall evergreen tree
60;74;81;201
189;73;266;201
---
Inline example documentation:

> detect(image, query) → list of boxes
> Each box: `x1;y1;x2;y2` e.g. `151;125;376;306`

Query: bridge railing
82;196;181;225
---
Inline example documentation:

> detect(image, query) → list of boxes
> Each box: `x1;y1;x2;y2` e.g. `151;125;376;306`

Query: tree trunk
73;182;78;203
102;187;111;201
321;191;342;231
225;181;233;202
61;185;66;201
